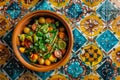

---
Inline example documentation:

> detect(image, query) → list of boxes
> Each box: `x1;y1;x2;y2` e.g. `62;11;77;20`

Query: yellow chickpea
23;27;30;33
39;17;45;24
45;59;51;66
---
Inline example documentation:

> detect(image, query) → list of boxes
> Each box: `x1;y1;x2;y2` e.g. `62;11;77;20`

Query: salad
18;16;68;66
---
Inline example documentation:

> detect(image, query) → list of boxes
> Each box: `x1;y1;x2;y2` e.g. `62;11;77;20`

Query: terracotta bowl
12;10;73;72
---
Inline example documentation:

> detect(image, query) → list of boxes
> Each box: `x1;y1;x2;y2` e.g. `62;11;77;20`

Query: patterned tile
96;60;115;80
64;57;86;79
3;58;24;80
35;70;54;80
2;29;13;49
97;0;118;21
96;30;119;53
31;0;54;11
6;2;21;19
80;44;103;66
72;28;87;53
80;14;104;36
67;3;83;18
0;13;11;36
82;0;102;7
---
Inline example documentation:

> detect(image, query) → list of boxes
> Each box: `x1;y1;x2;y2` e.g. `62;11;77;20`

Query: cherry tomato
54;50;62;59
24;39;32;48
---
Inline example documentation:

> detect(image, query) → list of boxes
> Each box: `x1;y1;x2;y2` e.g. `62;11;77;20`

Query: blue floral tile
72;28;87;53
96;61;114;80
64;57;86;79
67;3;83;18
67;61;83;78
6;2;21;19
2;29;13;49
96;30;119;53
31;0;54;11
97;0;118;21
35;70;54;80
3;58;24;80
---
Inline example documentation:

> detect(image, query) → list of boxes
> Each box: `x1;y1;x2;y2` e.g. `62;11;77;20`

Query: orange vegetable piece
45;59;51;66
30;53;39;62
19;47;25;53
46;18;52;24
49;54;57;62
58;32;65;39
32;23;37;31
46;44;52;51
49;26;53;31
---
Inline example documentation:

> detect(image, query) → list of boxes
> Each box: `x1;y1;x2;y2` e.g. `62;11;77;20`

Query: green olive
39;17;45;24
23;27;30;33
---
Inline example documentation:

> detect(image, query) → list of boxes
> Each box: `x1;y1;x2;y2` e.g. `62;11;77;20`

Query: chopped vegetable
58;40;66;50
24;39;32;48
46;44;52;51
46;18;52;24
32;23;37;31
43;53;51;60
49;54;57;62
39;17;45;24
58;32;65;39
19;47;25;53
54;50;62;59
45;59;51;65
19;34;25;41
49;26;53;31
18;16;68;65
41;24;49;33
30;53;38;62
26;36;32;42
33;34;38;42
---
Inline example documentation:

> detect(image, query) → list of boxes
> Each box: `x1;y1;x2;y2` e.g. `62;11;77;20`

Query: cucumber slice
58;40;66;50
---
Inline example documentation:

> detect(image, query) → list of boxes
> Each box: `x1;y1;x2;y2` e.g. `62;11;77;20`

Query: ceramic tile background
1;0;120;80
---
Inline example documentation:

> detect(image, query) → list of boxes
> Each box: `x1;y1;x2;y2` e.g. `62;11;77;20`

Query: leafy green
43;53;51;60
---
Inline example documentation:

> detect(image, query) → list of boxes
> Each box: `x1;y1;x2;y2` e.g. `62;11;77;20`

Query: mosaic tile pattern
0;0;120;80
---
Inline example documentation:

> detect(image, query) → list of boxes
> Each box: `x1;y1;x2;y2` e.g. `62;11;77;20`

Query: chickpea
39;17;45;24
38;57;45;65
23;27;30;33
45;59;51;66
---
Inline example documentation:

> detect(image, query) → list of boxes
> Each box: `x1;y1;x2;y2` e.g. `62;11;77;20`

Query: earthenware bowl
12;10;73;72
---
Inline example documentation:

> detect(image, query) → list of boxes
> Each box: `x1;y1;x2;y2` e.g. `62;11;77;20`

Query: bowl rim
12;10;73;72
